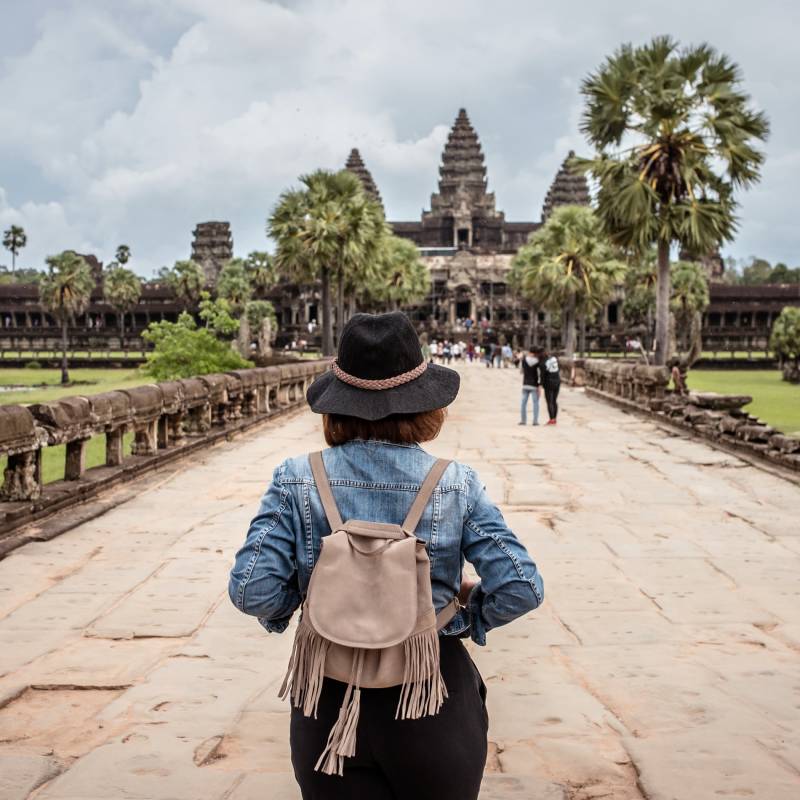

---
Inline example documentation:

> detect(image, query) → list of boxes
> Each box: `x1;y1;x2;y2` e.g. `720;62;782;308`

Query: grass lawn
0;367;149;406
687;369;800;435
0;367;146;484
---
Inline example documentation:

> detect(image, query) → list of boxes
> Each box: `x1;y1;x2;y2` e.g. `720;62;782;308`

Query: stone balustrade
0;360;329;534
583;359;800;475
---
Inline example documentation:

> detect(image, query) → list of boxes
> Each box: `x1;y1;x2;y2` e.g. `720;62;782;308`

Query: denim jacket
228;440;544;646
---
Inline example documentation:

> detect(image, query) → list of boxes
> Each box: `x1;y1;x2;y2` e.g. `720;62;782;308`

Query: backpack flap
307;527;419;649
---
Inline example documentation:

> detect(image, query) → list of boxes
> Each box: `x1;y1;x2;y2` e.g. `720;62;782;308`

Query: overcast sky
1;0;798;277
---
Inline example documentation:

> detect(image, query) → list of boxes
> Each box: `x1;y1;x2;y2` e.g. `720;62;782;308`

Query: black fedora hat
307;312;460;421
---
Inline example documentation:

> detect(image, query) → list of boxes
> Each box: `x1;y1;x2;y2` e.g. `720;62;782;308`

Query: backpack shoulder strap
309;450;343;531
402;458;451;535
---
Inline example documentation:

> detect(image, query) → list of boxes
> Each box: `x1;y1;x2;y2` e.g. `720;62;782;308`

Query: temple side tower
541;150;591;221
191;221;233;286
344;149;384;212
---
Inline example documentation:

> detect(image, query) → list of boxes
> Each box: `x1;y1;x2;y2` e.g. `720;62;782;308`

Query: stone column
106;428;125;466
65;438;89;480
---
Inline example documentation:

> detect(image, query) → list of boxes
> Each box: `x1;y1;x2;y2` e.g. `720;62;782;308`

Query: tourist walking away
519;348;541;425
538;348;561;424
229;312;544;800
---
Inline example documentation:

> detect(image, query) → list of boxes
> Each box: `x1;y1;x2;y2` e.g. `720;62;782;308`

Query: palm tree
39;251;95;384
104;265;142;348
3;225;27;273
511;206;625;359
115;244;131;265
217;258;253;311
166;259;204;310
365;236;431;311
579;36;769;366
670;260;709;356
245;251;278;294
269;170;385;355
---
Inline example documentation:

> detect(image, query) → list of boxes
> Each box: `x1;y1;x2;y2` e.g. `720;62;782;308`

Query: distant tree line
723;257;800;285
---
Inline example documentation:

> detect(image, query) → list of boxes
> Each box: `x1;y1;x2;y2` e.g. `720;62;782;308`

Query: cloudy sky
1;0;798;277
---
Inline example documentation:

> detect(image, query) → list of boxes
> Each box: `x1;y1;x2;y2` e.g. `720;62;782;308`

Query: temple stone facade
380;108;588;333
191;221;233;286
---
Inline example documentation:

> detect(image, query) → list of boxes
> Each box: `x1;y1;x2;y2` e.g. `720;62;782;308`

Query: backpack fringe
279;619;330;719
395;626;447;720
315;649;365;776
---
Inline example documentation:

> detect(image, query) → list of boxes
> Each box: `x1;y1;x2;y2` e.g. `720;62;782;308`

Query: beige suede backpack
279;450;459;776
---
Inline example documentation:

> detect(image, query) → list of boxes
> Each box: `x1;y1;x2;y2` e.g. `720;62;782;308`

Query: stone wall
583;359;800;476
0;360;329;542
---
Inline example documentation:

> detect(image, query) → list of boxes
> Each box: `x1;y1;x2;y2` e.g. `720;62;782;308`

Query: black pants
290;637;488;800
544;381;560;419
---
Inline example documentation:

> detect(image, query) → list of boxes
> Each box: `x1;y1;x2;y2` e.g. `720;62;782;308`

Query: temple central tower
424;109;502;247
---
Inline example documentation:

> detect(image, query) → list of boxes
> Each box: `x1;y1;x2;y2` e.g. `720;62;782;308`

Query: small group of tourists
229;311;544;799
519;347;561;426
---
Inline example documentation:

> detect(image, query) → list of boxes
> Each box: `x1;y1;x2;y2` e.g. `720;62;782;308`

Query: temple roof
428;108;500;220
344;148;384;211
541;150;591;221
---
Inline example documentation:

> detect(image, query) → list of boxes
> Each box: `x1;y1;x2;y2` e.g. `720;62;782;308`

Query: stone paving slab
1;368;799;799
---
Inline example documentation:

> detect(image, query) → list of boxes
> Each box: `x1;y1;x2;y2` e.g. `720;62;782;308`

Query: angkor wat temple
1;108;798;358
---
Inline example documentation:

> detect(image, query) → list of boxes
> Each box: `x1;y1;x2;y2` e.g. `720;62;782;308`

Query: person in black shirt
519;348;541;425
537;348;561;425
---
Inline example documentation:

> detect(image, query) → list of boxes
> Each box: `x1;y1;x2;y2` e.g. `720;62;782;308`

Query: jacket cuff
466;583;488;646
257;615;292;633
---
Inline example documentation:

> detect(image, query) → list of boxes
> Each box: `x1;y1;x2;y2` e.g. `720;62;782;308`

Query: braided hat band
331;359;428;390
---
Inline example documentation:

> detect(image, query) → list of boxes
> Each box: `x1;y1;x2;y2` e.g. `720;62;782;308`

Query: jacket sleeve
228;461;301;633
461;468;544;645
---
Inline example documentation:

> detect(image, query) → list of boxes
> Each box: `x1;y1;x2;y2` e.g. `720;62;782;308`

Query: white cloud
1;0;799;275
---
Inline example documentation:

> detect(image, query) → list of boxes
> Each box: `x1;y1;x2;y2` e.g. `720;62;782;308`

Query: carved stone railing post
227;370;260;417
65;438;90;480
29;396;94;482
223;374;244;421
157;381;186;447
106;428;125;466
87;391;132;467
264;366;282;412
0;406;44;501
178;378;211;435
122;385;163;456
198;374;228;426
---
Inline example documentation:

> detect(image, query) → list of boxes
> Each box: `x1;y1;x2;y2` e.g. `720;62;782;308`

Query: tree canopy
269;169;387;355
217;258;253;311
770;307;800;365
39;251;95;383
2;225;27;271
165;259;204;308
510;205;625;358
142;312;251;381
580;36;769;364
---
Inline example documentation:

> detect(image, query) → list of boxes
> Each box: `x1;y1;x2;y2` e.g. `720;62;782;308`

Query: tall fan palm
3;225;27;273
670;260;710;356
104;265;142;348
245;251;278;293
269;169;385;355
217;258;253;312
363;236;430;311
580;36;769;365
39;251;95;384
511;206;625;359
167;259;204;310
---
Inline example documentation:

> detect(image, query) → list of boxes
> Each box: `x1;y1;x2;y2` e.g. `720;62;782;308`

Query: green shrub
24;360;42;369
141;313;251;381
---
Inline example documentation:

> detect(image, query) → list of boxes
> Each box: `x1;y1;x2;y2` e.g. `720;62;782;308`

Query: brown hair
323;408;446;447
